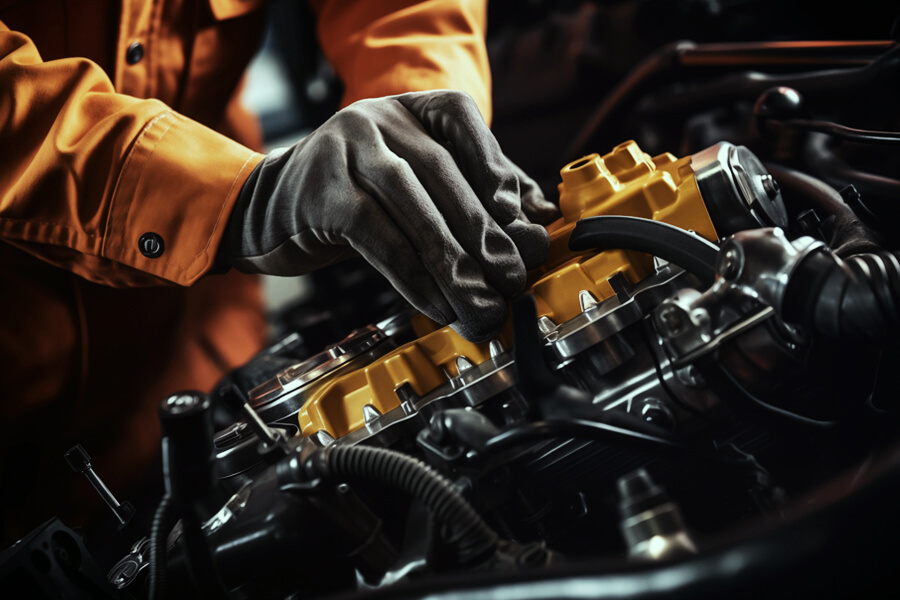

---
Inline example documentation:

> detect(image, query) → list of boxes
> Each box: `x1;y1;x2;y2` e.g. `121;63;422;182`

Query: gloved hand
219;90;557;342
511;161;561;227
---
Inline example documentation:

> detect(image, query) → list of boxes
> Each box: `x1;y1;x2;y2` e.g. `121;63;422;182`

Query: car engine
3;16;900;600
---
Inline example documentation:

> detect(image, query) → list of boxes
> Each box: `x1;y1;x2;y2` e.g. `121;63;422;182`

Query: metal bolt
675;365;705;388
658;305;684;336
537;316;557;336
362;404;381;425
456;355;475;374
640;398;675;431
395;382;419;414
579;290;599;312
718;247;742;280
760;173;780;198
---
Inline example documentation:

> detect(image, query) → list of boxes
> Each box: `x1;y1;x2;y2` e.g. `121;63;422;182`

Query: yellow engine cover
296;140;718;440
532;140;718;324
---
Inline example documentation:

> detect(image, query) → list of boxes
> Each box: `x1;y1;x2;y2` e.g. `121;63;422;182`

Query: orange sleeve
311;0;493;125
0;22;264;287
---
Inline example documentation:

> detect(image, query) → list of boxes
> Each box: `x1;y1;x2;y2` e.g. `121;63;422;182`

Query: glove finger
342;198;457;326
502;211;551;270
386;131;527;298
512;161;561;226
351;150;509;342
396;91;521;226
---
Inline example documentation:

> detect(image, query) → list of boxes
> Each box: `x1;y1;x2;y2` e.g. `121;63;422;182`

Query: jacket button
139;233;164;258
126;42;144;65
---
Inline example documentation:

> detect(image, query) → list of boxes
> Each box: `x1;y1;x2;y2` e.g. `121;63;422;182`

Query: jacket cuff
102;111;264;286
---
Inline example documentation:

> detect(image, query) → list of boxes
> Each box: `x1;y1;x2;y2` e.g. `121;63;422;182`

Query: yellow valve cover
296;140;718;440
296;316;512;438
532;140;718;323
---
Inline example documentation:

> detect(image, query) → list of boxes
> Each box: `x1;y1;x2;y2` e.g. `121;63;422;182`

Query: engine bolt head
760;173;780;199
657;305;684;336
641;398;675;431
718;247;743;280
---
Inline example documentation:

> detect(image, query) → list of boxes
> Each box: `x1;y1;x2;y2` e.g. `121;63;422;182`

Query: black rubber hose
805;133;900;208
564;41;895;161
148;493;174;600
765;163;849;217
569;216;720;286
636;42;900;119
764;163;882;257
784;249;900;340
773;119;900;146
304;445;498;565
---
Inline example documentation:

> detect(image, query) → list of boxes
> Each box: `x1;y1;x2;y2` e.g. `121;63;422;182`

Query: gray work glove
219;90;556;342
512;161;561;227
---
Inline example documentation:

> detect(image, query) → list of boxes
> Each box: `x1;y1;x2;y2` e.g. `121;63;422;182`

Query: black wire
706;364;837;430
805;133;900;206
306;445;499;565
475;416;783;495
148;493;173;600
480;419;684;459
778;118;900;146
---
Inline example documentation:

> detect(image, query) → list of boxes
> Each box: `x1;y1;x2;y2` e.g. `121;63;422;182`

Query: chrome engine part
170;134;894;600
235;140;802;456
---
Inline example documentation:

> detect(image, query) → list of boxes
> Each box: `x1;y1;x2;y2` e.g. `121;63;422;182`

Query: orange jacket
0;0;491;541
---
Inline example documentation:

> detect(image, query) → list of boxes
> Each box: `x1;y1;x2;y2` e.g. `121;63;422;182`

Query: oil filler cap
691;142;788;237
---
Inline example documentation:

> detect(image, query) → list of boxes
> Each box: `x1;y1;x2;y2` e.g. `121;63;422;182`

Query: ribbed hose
305;445;498;564
148;493;174;600
785;249;900;339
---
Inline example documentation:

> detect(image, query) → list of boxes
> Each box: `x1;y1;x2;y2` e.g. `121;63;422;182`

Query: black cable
777;118;900;146
815;151;900;201
703;363;837;430
473;416;783;499
805;133;900;207
481;419;683;457
148;493;173;600
304;445;498;565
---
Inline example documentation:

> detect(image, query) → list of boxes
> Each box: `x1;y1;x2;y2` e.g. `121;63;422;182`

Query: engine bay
4;21;900;600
